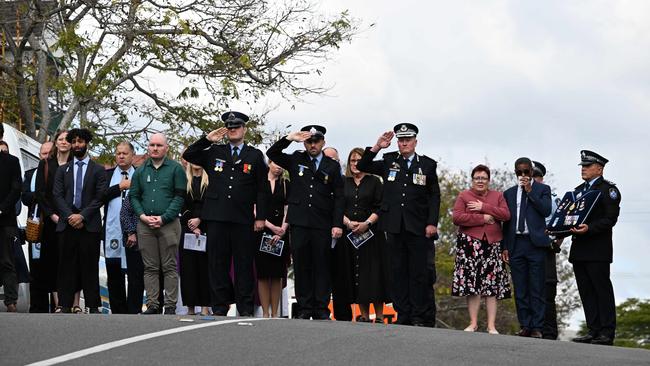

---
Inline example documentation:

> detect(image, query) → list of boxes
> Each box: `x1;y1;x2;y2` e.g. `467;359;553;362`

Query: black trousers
0;226;18;306
543;280;558;339
58;228;101;308
206;221;254;315
125;246;145;314
386;229;436;326
106;257;127;314
573;261;616;338
291;226;332;318
28;244;49;313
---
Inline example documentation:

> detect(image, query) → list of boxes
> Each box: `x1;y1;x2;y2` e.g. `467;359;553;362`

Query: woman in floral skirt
452;164;511;334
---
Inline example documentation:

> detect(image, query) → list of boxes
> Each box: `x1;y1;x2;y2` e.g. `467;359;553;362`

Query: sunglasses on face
515;169;531;176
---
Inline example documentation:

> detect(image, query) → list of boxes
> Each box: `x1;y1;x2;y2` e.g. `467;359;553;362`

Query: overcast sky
229;0;650;326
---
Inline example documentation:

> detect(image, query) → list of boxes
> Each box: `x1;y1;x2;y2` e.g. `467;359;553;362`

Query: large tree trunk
15;58;36;137
30;35;52;142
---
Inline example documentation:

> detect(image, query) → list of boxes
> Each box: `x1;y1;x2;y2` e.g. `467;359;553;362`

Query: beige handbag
26;204;43;243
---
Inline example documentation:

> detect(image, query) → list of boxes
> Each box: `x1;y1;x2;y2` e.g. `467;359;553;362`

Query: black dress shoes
142;306;160;315
294;312;311;320
164;307;176;315
530;330;543;339
571;334;596;343
88;307;100;314
516;328;531;337
312;313;331;320
212;305;229;316
591;335;614;346
395;318;412;326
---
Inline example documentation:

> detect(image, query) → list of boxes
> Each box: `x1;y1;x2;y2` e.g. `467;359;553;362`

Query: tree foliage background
1;0;360;162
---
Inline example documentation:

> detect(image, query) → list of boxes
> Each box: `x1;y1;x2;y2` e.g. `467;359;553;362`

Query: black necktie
121;171;129;199
232;146;239;161
312;157;318;171
517;190;527;233
583;182;590;192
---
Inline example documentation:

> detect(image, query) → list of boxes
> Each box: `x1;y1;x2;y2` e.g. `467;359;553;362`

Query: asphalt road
2;314;648;365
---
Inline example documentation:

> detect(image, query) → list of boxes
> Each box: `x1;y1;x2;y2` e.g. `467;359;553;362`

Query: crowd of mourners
0;115;621;346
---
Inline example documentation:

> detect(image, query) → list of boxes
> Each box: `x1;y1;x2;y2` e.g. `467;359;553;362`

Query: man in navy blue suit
502;157;552;338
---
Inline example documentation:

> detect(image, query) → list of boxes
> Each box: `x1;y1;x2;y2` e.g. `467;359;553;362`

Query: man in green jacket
130;133;187;315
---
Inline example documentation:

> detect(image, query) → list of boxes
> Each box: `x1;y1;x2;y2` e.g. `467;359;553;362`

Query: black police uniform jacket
569;176;621;263
183;137;270;224
266;137;344;230
357;148;440;237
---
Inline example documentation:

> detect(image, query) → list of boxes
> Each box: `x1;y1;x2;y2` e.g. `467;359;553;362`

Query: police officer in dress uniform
569;150;621;346
266;125;344;320
183;112;270;316
357;123;440;327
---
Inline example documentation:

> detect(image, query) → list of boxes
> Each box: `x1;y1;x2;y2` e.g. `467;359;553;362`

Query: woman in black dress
34;130;82;313
179;162;211;315
255;160;289;318
336;147;389;323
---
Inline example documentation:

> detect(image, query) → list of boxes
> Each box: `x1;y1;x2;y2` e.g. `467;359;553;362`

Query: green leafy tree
1;0;360;160
578;298;650;349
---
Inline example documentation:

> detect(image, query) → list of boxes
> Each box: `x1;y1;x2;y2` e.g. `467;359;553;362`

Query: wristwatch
365;220;372;227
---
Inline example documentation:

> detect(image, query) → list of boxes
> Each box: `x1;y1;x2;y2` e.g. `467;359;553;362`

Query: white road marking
26;318;270;366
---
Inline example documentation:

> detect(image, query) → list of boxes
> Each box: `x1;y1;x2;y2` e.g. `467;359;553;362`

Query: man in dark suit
267;125;344;320
22;141;53;313
183;111;270;316
0;123;23;312
357;123;440;327
53;128;107;313
502;157;552;338
569;150;620;346
102;141;137;314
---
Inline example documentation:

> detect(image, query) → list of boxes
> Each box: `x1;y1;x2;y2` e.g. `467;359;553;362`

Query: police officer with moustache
183;112;270;316
569;150;621;346
266;125;344;320
357;123;440;327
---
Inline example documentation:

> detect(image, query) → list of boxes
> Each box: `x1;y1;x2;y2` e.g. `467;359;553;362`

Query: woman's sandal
72;305;83;314
53;306;63;313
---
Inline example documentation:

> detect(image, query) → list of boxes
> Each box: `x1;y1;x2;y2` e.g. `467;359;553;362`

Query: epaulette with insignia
605;179;616;186
383;151;399;159
419;154;437;164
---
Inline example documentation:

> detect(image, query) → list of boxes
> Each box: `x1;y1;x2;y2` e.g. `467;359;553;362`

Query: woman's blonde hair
185;163;209;198
345;147;366;177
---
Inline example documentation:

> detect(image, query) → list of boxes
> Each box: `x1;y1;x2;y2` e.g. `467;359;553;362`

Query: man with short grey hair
130;133;186;315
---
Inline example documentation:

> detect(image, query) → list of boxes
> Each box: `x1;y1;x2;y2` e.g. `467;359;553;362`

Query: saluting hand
287;131;313;142
373;131;394;151
207;127;228;142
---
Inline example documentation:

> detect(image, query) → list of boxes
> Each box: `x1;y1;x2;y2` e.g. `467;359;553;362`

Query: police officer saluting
183;111;270;316
357;123;441;326
569;150;621;346
266;125;344;320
